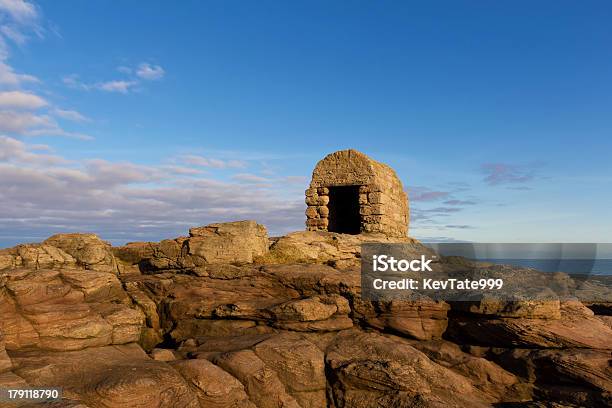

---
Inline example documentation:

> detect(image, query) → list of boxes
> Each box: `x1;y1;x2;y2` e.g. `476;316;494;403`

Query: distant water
476;258;612;276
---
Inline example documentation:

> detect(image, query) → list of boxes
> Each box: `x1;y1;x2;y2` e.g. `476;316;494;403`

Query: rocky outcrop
0;223;610;407
0;268;143;352
10;344;199;407
448;300;612;349
0;233;118;274
170;358;255;407
113;220;269;273
259;230;417;267
356;299;450;340
325;330;494;407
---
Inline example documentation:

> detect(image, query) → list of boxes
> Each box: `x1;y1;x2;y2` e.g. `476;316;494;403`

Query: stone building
305;149;409;237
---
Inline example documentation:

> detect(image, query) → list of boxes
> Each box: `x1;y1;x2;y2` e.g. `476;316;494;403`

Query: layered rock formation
0;220;610;407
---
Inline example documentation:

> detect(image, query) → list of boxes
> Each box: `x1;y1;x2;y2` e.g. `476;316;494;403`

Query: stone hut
305;149;409;237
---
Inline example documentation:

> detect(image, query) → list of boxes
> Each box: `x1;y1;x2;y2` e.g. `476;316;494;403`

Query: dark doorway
328;185;361;234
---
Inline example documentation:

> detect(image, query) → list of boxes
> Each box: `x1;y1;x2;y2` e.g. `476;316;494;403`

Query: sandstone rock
171;359;255;407
408;339;531;402
448;301;612;349
253;333;326;408
268;295;345;322
43;233;117;273
325;330;493;407
259;230;416;265
598;314;612;329
150;348;177;361
98;305;145;344
10;344;199;407
273;316;353;332
213;349;301;408
262;263;360;298
0;331;12;373
192;333;276;355
357;299;449;340
450;298;561;319
492;348;612;407
0;244;76;271
0;371;28;388
186;220;268;264
171;319;271;343
1;268;145;351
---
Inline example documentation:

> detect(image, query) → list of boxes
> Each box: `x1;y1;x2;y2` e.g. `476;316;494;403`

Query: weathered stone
187;220;269;264
150;348;177;361
448;301;612;349
1;268;145;351
213;349;301;408
359;299;450;340
10;344;199;407
268;296;339;322
491;348;612;407
171;359;255;407
43;233;117;272
253;333;326;408
0;331;12;373
259;230;416;265
408;339;531;402
325;330;493;407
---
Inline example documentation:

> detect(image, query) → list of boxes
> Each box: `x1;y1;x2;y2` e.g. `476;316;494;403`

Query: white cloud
0;24;26;44
182;154;246;169
0;1;43;56
0;3;91;140
136;63;164;80
96;80;138;93
232;173;270;183
63;75;139;94
0;90;46;108
51;108;88;122
0;135;64;164
0;139;305;243
0;0;39;23
64;62;164;94
0;110;53;133
0;61;38;85
0;110;92;139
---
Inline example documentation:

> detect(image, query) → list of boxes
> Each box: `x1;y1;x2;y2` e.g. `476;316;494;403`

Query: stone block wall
305;150;409;237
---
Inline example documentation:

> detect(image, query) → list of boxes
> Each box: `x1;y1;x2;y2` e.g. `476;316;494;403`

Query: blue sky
0;1;611;246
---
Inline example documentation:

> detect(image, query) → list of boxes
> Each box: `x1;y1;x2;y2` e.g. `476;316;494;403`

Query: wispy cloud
51;108;89;122
63;62;165;94
63;75;139;94
481;163;536;186
0;60;37;85
443;199;476;206
409;186;451;202
96;79;138;93
232;173;270;183
182;154;246;169
0;0;42;51
444;224;473;229
136;63;164;80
